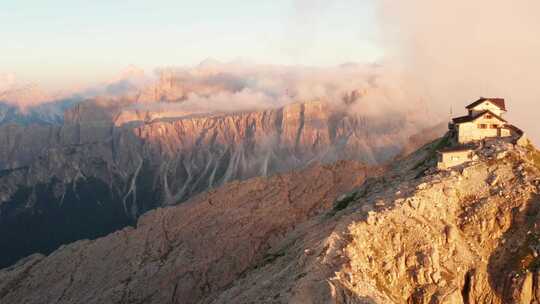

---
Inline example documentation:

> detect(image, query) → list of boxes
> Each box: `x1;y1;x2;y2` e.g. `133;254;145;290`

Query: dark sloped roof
439;143;477;153
452;110;507;124
452;115;474;124
504;124;524;136
466;97;506;111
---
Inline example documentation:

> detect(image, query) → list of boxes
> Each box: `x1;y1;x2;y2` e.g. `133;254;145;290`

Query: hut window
478;124;488;129
491;124;499;129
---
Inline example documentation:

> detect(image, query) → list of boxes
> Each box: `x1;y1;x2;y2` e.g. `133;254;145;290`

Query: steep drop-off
2;137;540;303
0;100;437;268
0;160;377;303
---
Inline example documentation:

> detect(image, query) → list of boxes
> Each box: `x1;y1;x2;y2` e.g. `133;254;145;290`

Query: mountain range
1;128;539;303
0;83;442;269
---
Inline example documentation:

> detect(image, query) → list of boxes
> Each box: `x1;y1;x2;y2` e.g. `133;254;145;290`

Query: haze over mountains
1;61;421;118
376;0;540;144
0;61;446;269
1;1;539;303
4;56;538;145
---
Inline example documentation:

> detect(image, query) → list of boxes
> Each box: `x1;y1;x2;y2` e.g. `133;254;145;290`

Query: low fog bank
2;62;440;131
0;66;152;111
131;61;434;120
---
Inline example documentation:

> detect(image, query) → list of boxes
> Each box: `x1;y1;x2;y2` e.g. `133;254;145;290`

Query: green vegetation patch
433;135;452;151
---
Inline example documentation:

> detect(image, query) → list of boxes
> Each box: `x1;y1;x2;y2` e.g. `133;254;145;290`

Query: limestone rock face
0;161;375;304
208;140;540;304
2;139;540;303
0;99;437;268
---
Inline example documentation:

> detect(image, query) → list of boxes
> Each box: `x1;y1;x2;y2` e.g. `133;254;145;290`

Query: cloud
2;59;435;132
123;60;433;126
0;66;153;111
375;0;540;143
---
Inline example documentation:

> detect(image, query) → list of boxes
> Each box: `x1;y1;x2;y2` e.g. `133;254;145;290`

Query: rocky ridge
213;138;540;303
2;137;540;303
0;160;377;304
0;99;437;268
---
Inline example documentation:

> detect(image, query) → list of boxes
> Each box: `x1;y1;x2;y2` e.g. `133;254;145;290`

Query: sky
2;0;538;143
0;0;382;89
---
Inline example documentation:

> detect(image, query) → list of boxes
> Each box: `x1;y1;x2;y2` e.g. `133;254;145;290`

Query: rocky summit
2;134;540;303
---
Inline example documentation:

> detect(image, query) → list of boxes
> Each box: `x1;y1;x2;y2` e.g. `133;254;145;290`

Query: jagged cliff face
0;160;377;304
0;99;435;268
2;138;540;303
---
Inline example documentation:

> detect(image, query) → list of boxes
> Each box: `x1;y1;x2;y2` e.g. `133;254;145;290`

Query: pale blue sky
0;0;383;89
